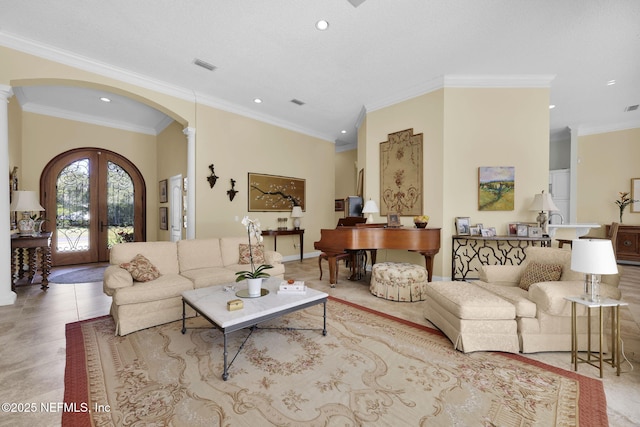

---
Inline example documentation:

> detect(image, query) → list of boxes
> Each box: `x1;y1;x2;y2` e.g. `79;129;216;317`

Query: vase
247;278;263;296
414;222;428;228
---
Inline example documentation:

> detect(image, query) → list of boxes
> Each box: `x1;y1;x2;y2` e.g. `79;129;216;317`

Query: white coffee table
181;277;328;380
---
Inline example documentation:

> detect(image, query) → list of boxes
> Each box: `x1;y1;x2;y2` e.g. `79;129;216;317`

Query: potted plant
235;216;273;296
413;215;430;228
615;192;638;223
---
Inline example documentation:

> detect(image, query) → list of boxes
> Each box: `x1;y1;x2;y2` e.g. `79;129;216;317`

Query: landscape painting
478;166;515;211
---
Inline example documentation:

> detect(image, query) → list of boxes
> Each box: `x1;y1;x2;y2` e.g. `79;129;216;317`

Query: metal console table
452;235;551;281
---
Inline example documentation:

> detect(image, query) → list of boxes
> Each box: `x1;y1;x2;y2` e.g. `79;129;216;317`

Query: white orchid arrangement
235;216;273;282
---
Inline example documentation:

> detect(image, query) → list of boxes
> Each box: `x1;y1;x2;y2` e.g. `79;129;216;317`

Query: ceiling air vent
290;99;305;106
624;104;639;112
193;58;216;71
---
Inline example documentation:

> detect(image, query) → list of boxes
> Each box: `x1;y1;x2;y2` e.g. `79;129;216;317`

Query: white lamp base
366;214;374;224
293;218;301;230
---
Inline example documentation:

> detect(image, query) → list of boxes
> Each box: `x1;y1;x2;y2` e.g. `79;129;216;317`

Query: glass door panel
56;158;91;257
106;161;135;248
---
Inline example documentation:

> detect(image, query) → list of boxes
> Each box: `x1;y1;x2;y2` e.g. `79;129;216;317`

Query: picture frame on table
387;213;401;227
528;226;542;237
508;222;519;236
516;223;529;237
334;199;345;212
469;225;481;236
455;217;471;235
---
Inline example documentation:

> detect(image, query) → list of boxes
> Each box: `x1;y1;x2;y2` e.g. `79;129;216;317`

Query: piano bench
370;262;428;302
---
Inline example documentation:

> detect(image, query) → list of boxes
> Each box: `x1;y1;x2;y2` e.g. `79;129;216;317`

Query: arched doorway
41;148;146;266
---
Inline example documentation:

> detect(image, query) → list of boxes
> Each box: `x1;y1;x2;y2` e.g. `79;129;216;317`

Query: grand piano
314;226;441;285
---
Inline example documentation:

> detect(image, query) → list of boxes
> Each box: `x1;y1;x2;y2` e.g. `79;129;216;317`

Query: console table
261;229;304;262
610;224;640;263
10;232;52;290
452;235;551;281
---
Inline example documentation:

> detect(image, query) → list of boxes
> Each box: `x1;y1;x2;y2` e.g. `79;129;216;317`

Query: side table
261;229;304;262
10;232;52;291
565;296;628;377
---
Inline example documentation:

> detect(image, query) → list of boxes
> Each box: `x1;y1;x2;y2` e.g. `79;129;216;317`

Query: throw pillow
519;262;563;290
120;254;161;282
238;244;265;265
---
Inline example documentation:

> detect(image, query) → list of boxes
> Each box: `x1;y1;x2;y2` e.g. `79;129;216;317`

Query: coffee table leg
322;300;327;336
181;300;187;334
223;333;229;381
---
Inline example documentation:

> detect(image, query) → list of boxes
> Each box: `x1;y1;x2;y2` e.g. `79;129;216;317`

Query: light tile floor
0;259;638;426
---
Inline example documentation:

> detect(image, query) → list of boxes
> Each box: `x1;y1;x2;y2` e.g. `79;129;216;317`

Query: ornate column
183;127;196;239
0;85;17;306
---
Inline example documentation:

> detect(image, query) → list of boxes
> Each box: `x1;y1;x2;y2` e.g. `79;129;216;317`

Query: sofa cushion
519;262;562;290
238;244;265;265
522;246;583;281
177;238;224;272
180;267;237;289
120;254;161;282
221;237;254;266
113;273;194;305
110;241;180;275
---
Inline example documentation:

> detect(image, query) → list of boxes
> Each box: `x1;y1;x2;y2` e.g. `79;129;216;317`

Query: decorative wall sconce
207;164;219;188
227;179;238;201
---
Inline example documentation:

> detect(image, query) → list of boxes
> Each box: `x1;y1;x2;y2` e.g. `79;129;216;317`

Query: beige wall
2;45;336;262
21;112;160;239
361;87;550;278
577;128;640;231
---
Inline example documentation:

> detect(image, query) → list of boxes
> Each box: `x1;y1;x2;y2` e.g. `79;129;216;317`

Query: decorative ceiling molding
0;31;334;143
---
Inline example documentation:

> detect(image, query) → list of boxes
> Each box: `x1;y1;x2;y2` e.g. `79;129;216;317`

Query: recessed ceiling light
549;104;556;109
100;97;111;103
341;130;347;134
607;80;616;86
315;20;329;31
253;98;263;104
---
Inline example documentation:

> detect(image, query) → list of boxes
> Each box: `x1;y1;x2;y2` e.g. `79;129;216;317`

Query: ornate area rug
64;297;607;426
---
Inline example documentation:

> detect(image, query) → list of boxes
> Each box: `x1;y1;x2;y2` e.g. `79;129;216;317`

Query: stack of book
277;280;306;295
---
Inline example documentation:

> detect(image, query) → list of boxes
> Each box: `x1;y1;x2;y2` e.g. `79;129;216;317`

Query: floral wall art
379;128;423;216
478;166;515;211
248;173;305;211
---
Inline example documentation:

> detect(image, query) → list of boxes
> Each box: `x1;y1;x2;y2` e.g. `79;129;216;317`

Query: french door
41;148;146;266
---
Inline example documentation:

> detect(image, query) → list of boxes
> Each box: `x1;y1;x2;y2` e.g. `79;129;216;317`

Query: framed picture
159;207;168;230
380;129;423;216
387;213;401;227
481;228;492;237
508;223;519;236
248;173;305;211
469;225;481;236
455;217;471;235
632;178;640;213
335;199;345;212
517;223;529;237
528;226;542;237
478;166;515;211
159;179;168;203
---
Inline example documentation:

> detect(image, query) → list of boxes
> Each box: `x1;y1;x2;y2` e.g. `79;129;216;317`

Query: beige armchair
475;246;621;353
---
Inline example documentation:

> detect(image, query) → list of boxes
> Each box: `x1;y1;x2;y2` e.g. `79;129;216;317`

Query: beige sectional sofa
103;237;285;335
425;246;621;353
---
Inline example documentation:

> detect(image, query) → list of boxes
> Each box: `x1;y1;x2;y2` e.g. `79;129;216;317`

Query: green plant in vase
615;192;638;223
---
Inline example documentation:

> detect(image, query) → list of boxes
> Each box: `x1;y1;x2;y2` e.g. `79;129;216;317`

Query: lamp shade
570;239;618;275
10;191;44;212
361;200;379;214
290;206;304;218
529;191;560;212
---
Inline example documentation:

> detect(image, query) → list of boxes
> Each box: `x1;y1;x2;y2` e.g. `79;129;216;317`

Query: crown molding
0;31;333;142
576;120;640;136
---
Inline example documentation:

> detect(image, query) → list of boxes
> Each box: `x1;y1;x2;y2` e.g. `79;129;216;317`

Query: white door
169;174;183;242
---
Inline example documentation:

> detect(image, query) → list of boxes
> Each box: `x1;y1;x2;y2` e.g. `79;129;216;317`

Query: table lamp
290;205;304;230
570;239;618;302
529;190;559;234
10;190;45;236
361;199;379;224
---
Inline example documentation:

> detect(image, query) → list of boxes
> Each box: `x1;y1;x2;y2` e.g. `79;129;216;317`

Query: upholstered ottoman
424;281;519;353
370;262;429;302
